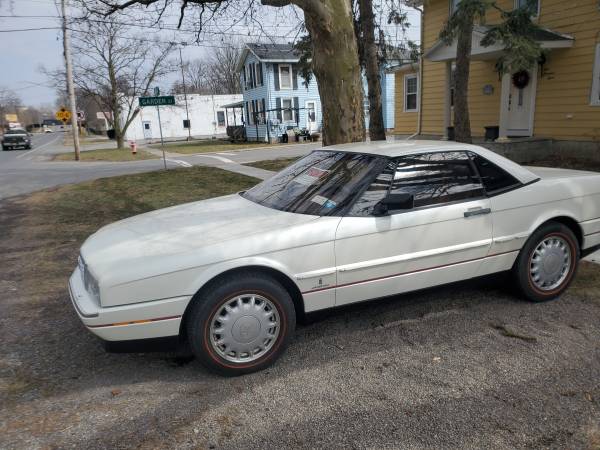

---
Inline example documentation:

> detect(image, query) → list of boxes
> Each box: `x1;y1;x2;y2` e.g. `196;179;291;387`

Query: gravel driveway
1;194;599;449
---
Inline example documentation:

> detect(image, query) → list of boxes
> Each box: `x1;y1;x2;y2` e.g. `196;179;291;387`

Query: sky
0;0;421;108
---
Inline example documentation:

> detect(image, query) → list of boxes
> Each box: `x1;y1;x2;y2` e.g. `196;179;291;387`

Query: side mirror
374;193;414;216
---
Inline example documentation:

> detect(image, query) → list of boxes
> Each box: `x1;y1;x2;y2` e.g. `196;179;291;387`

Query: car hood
81;193;319;281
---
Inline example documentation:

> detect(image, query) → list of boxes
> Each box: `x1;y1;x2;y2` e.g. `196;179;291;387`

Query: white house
124;93;243;141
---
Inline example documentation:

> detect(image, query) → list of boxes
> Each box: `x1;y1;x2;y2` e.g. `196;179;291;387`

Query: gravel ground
1;195;600;449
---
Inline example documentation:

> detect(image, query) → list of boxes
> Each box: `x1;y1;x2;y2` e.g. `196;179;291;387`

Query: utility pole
61;0;81;161
178;45;192;140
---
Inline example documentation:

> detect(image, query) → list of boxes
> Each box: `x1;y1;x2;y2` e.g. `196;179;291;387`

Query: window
348;162;396;216
404;74;419;112
247;101;254;125
279;64;293;89
515;0;540;17
282;98;294;122
450;0;461;13
183;119;190;129
469;153;521;194
255;63;263;86
592;43;600;106
391;152;484;209
243;151;388;216
217;111;225;127
245;65;252;90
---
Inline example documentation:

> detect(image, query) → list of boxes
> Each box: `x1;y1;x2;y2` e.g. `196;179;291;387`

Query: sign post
138;90;175;170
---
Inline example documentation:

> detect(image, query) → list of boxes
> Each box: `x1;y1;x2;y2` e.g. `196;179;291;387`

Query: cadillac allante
69;141;600;375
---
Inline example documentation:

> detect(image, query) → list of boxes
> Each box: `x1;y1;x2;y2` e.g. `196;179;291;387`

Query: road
0;132;318;200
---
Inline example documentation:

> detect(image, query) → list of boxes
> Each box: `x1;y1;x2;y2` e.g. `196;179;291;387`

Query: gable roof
236;43;301;72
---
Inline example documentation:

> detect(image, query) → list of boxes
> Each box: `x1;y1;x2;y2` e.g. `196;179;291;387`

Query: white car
69;141;600;375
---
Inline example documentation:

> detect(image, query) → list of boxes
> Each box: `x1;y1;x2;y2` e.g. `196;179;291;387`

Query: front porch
425;25;575;142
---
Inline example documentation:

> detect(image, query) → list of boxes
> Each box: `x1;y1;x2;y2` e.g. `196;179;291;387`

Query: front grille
78;255;100;303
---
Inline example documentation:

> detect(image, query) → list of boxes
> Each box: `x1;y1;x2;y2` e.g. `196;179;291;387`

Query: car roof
323;140;539;185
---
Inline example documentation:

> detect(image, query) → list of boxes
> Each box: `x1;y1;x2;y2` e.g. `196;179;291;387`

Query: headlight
78;255;100;303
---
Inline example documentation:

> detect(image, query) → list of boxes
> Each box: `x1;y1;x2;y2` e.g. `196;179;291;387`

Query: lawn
244;157;300;171
151;139;273;155
53;148;158;162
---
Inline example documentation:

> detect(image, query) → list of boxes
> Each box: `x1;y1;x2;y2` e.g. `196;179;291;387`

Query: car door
334;151;493;306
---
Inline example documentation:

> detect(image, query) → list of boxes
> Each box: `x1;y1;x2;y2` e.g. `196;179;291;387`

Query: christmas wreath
512;70;530;89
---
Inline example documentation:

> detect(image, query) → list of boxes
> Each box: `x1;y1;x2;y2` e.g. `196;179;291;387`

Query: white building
124;94;243;141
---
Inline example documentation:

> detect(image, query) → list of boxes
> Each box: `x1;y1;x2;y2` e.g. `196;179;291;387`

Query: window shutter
245;102;249;125
242;69;247;91
292;65;298;90
276;97;282;121
293;97;299;124
261;98;266;124
258;64;264;86
273;64;280;91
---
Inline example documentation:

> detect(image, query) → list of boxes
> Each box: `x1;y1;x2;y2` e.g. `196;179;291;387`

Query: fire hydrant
129;140;137;155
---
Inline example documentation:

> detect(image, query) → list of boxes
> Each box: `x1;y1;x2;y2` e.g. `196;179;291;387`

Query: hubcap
529;236;572;291
209;294;280;364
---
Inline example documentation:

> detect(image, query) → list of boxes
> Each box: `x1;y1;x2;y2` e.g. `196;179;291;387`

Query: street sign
55;107;71;123
139;96;176;107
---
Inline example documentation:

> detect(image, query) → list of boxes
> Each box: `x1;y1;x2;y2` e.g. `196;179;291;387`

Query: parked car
69;141;600;376
2;128;32;150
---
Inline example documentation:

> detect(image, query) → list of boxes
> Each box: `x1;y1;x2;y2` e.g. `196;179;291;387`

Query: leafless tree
86;0;365;146
0;87;21;129
67;17;175;148
172;45;242;95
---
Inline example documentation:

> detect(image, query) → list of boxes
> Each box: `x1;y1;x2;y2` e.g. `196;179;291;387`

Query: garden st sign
139;96;176;107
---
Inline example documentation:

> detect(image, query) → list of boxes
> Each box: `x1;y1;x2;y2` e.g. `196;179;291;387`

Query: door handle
464;208;491;218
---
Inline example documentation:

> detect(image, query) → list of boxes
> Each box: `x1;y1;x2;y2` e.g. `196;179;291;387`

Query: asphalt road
0;133;318;200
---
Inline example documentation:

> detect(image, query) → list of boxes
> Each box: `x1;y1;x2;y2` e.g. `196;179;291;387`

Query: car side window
391;152;485;209
347;161;396;216
469;152;521;195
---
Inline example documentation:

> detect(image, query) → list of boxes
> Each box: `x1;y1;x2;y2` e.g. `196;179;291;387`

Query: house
123;94;243;141
238;43;398;142
393;0;600;144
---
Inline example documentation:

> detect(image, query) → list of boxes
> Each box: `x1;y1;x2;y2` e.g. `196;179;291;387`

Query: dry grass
152;139;273;155
53;148;157;162
244;157;300;171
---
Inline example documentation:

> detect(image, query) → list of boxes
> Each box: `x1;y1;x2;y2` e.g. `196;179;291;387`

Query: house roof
236;43;301;72
425;25;574;62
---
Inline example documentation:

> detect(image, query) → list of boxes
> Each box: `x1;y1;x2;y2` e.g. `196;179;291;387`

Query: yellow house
394;0;600;144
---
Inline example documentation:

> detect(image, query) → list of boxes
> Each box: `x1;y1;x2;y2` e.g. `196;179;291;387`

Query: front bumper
3;141;28;148
68;267;191;342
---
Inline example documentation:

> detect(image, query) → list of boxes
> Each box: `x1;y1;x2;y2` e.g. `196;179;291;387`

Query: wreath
512;70;530;89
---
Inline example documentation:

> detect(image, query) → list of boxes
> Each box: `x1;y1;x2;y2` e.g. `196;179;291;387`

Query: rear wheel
513;222;579;302
186;272;296;376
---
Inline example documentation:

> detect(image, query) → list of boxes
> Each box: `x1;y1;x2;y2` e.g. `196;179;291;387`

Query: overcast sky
0;0;420;108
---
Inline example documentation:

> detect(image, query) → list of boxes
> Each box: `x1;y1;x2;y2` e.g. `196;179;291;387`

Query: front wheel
513;222;580;302
186;272;296;376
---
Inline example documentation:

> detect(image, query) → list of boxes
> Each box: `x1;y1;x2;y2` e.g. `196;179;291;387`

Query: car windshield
5;129;26;134
242;151;388;216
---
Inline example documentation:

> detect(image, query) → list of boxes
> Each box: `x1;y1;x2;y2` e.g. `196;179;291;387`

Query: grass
244;157;300;171
151;139;273;155
53;148;158;162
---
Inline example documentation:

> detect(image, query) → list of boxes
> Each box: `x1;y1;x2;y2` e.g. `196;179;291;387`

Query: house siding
394;70;419;134
394;0;600;142
533;0;600;141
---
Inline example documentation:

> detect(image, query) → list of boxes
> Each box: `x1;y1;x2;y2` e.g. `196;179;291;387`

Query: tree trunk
358;0;386;141
453;19;473;144
302;0;365;146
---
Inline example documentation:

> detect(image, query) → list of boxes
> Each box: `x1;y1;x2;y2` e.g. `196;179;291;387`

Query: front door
334;151;493;306
142;121;152;139
305;101;317;133
505;66;537;137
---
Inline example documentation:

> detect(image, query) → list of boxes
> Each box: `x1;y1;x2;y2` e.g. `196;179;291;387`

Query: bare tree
68;17;175;148
89;0;365;146
206;45;242;94
0;87;21;129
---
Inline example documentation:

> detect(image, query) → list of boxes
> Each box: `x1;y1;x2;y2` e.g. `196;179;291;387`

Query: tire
186;272;296;376
513;221;580;302
2;145;7;151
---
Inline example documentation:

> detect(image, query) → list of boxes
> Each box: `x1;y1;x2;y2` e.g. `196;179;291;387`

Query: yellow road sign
55;107;72;123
